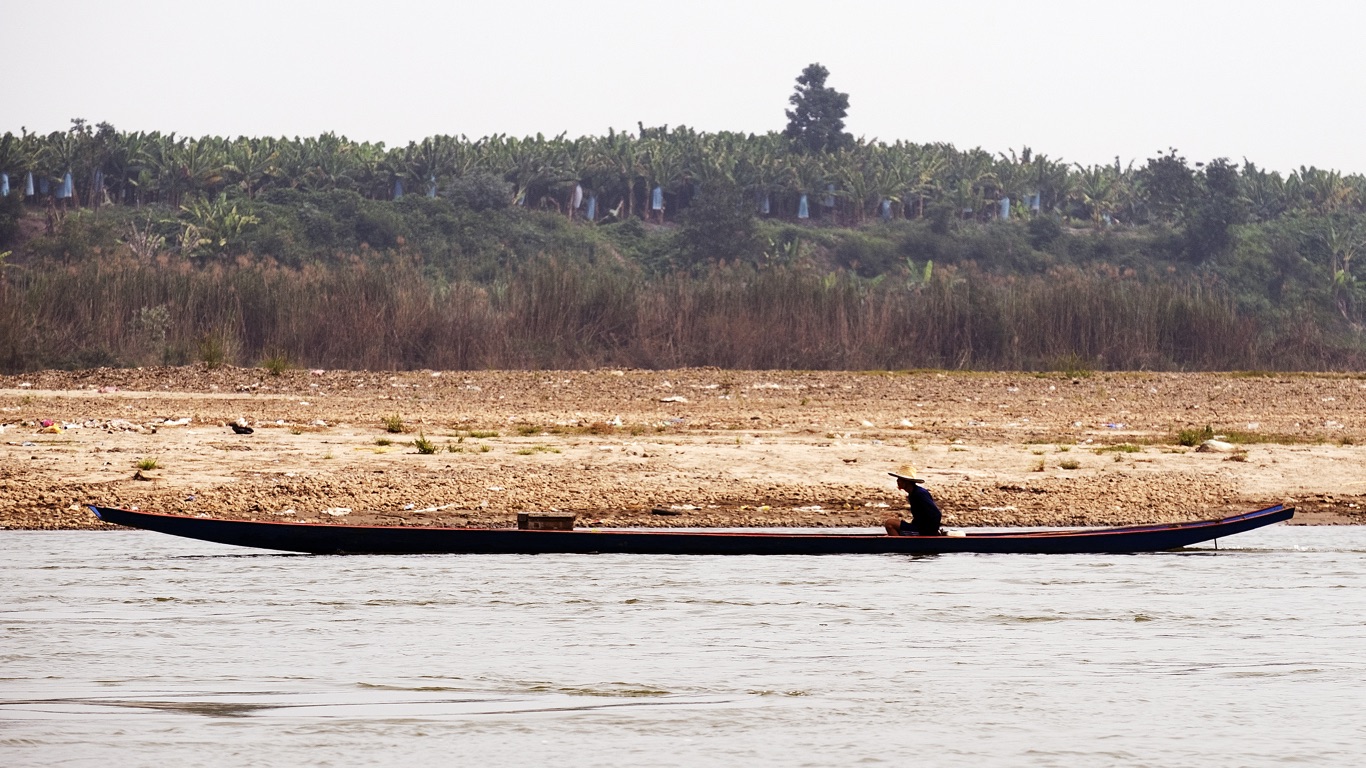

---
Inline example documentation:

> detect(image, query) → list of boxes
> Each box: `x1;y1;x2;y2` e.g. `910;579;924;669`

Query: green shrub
413;432;437;454
1176;425;1215;446
442;172;513;211
197;334;228;368
676;183;762;267
261;353;290;376
834;231;900;277
354;205;402;249
0;193;23;247
1027;216;1063;250
1049;354;1094;378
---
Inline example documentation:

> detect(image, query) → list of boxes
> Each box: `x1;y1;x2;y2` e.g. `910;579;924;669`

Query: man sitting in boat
883;471;944;536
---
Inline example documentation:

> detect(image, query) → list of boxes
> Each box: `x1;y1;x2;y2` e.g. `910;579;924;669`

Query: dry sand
2;367;1363;531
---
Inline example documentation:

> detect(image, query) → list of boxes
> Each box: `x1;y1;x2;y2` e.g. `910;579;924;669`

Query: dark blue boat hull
89;505;1294;555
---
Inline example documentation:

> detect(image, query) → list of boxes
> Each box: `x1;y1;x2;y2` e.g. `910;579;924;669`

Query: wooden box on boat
517;512;576;531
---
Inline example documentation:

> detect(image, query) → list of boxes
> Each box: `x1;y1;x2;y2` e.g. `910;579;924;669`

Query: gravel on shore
3;367;1363;530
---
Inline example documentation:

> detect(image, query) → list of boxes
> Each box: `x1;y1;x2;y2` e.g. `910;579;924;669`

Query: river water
2;526;1364;767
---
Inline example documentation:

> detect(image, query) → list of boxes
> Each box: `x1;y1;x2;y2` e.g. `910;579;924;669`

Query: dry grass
3;254;1358;374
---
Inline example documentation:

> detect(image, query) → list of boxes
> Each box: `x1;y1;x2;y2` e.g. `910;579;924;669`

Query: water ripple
2;526;1364;766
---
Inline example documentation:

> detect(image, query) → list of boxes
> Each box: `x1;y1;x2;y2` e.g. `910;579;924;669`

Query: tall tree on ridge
783;63;852;154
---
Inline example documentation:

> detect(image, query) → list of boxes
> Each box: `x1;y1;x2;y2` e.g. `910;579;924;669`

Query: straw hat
888;465;924;484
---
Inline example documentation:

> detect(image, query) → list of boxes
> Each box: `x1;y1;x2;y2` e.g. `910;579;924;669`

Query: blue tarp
93;169;104;200
651;186;663;211
427;176;437;198
24;172;34;197
393;179;404;199
39;177;49;195
880;198;892;220
585;194;596;220
798;194;809;219
1;172;8;197
759;193;770;215
58;172;73;199
998;196;1010;220
822;183;835;208
572;183;583;209
1029;193;1041;212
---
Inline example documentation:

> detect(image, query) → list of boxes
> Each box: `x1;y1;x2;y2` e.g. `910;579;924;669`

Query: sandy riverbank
2;367;1363;530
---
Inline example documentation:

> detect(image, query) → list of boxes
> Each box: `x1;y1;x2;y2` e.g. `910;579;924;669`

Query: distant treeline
1;121;1364;372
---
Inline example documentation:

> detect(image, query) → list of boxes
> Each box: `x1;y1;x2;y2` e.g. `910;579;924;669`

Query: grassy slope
1;199;1362;372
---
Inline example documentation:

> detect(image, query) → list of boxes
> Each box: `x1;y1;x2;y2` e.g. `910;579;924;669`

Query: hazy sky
7;0;1366;173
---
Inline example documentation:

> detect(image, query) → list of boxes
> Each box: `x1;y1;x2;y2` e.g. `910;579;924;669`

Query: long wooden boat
88;504;1294;555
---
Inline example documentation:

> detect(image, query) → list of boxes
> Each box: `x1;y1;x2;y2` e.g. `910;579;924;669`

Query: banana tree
345;140;389;199
684;131;739;189
37;129;83;204
1071;162;1122;226
553;136;599;217
941;147;998;220
778;152;828;220
0;132;34;194
891;142;949;219
639;137;683;222
102;130;158;205
152;137;226;206
587;130;643;220
1294;167;1356;214
178;193;260;258
485;133;565;208
994;148;1042;218
1025;152;1071;216
1240;163;1287;221
831;143;882;223
401;135;465;197
223;138;278;200
298;133;367;192
860;144;918;221
1300;216;1366;325
732;132;785;215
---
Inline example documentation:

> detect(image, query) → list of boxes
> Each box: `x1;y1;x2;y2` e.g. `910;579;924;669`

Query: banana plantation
1;121;1364;372
6;120;1366;228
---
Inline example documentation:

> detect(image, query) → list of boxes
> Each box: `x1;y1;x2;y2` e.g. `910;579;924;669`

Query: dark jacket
902;483;943;536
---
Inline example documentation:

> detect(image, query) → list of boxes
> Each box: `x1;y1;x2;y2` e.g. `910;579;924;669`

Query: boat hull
89;505;1294;555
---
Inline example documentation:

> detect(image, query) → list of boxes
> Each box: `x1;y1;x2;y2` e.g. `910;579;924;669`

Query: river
3;526;1364;767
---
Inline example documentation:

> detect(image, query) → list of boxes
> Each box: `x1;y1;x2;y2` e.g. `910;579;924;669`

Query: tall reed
0;254;1358;372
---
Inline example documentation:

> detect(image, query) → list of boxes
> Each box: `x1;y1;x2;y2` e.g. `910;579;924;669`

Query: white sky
6;0;1366;174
